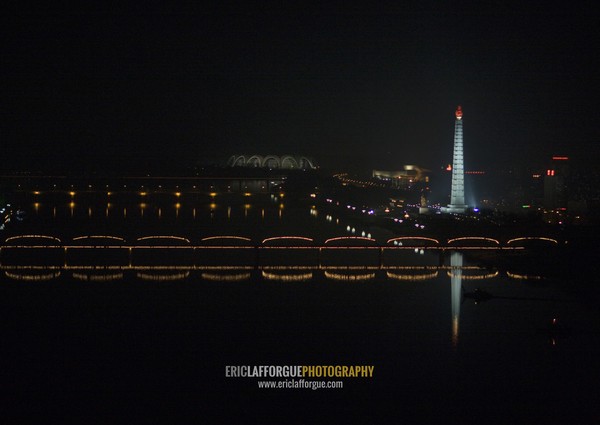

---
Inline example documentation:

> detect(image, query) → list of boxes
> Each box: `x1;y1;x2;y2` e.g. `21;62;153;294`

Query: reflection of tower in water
451;252;463;347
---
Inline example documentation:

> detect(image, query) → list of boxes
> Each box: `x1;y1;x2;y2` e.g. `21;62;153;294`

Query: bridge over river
1;234;560;269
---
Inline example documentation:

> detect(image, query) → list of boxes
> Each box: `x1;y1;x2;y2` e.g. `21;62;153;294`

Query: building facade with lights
372;165;429;188
544;156;569;211
227;155;317;170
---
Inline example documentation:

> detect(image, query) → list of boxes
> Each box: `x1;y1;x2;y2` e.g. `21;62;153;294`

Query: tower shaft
444;106;468;213
450;118;465;206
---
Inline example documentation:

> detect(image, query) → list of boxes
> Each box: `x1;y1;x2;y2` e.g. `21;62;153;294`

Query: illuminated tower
444;106;468;213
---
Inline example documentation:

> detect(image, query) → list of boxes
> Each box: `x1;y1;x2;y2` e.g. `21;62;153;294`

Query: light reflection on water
451;252;463;348
5;200;597;349
2;200;599;423
0;254;590;353
2;264;498;283
18;197;400;244
0;250;481;351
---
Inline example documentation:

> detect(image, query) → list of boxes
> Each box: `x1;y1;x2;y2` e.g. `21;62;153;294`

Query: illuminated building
227;154;317;169
544;156;569;210
372;165;429;188
442;106;468;213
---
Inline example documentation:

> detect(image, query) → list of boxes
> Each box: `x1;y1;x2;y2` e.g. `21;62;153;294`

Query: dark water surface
1;197;599;424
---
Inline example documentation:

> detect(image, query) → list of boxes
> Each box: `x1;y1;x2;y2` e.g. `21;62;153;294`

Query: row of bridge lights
32;201;285;220
32;190;184;197
31;183;237;193
32;189;281;198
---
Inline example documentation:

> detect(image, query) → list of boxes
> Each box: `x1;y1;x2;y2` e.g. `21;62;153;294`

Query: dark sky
1;2;598;172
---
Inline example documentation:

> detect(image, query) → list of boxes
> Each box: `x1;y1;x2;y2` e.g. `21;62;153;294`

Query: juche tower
444;105;468;213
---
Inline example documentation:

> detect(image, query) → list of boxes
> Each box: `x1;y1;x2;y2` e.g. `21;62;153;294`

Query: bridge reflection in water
3;248;557;348
1;234;558;348
0;234;552;284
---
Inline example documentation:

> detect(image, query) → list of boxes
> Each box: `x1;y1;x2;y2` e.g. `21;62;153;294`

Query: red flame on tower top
455;105;463;120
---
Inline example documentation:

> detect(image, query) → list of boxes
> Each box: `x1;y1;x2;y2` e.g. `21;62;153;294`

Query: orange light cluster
455;105;463;119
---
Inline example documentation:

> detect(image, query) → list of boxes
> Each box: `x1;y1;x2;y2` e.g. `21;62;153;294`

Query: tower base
442;204;468;214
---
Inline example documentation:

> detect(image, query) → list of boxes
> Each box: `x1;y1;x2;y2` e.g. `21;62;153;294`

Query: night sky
2;3;598;172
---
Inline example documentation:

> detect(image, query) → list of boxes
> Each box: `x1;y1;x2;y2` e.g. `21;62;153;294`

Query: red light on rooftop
446;164;452;171
455;105;462;120
552;156;569;160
